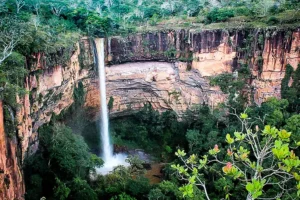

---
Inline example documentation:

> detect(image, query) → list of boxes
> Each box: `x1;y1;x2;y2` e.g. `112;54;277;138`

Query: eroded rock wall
0;101;25;200
18;38;94;156
86;28;300;117
85;61;226;117
0;38;95;199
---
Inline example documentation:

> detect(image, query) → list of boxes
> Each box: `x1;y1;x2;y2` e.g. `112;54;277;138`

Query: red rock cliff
0;101;25;200
0;38;94;199
85;28;300;117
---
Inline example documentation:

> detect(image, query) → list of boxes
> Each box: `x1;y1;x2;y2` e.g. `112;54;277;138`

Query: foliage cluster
173;113;300;199
110;103;187;160
281;64;300;113
24;123;103;200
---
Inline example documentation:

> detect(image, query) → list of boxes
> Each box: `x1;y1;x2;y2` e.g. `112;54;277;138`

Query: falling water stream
94;38;128;174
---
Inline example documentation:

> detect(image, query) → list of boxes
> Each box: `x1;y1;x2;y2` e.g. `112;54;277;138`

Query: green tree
281;64;300;113
42;125;100;178
285;114;300;148
24;124;103;199
260;97;289;127
68;177;97;200
0;17;24;66
127;176;151;197
172;113;300;200
108;96;114;111
186;129;201;153
110;193;137;200
148;188;165;200
125;155;146;175
206;8;235;23
53;177;71;200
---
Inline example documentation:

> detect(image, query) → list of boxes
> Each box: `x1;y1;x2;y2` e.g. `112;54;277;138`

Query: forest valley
22;63;300;200
0;0;300;200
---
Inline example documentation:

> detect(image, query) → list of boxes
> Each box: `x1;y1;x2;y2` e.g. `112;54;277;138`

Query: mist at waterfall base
94;38;129;175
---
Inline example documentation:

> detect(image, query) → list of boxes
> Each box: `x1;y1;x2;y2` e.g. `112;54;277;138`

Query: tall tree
15;0;25;13
0;17;23;66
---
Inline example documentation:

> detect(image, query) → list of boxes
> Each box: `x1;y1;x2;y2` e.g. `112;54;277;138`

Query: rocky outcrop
0;101;25;200
17;39;94;156
86;28;300;117
252;30;300;104
85;61;226;117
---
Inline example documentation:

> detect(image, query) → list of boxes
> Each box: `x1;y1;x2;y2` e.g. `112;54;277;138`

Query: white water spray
94;38;128;174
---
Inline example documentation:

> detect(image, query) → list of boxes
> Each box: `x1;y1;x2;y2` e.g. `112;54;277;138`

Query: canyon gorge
0;28;300;199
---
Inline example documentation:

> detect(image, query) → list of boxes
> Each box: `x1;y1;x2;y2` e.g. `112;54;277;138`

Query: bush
269;5;284;14
206;8;235;23
267;16;280;25
234;6;252;16
149;13;160;26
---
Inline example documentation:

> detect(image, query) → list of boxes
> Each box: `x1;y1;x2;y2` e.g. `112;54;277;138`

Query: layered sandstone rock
253;30;300;104
85;61;226;118
0;101;25;200
86;28;300;117
0;38;94;198
17;39;94;156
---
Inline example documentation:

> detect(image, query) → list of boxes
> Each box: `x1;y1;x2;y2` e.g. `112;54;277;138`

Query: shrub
267;16;280;25
206;8;235;23
234;6;252;16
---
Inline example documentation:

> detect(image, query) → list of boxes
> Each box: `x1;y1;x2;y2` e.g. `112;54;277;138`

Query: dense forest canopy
0;0;300;200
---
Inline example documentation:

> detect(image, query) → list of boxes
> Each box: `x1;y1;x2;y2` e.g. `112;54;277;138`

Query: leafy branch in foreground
172;113;300;200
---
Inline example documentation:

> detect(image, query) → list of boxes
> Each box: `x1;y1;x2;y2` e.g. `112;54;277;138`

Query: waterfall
94;38;128;174
94;38;113;162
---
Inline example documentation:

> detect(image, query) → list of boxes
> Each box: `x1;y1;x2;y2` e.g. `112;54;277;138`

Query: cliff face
0;38;94;199
17;39;94;157
0;101;25;200
85;61;226;117
85;28;300;117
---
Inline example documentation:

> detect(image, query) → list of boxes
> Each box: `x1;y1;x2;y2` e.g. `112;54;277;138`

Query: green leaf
246;179;265;199
262;125;278;138
187;154;197;164
175;149;186;157
188;176;196;184
225;134;234;144
278;129;291;141
192;167;198;175
234;132;246;141
199;155;207;169
272;140;290;160
240;113;248;119
179;184;194;198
